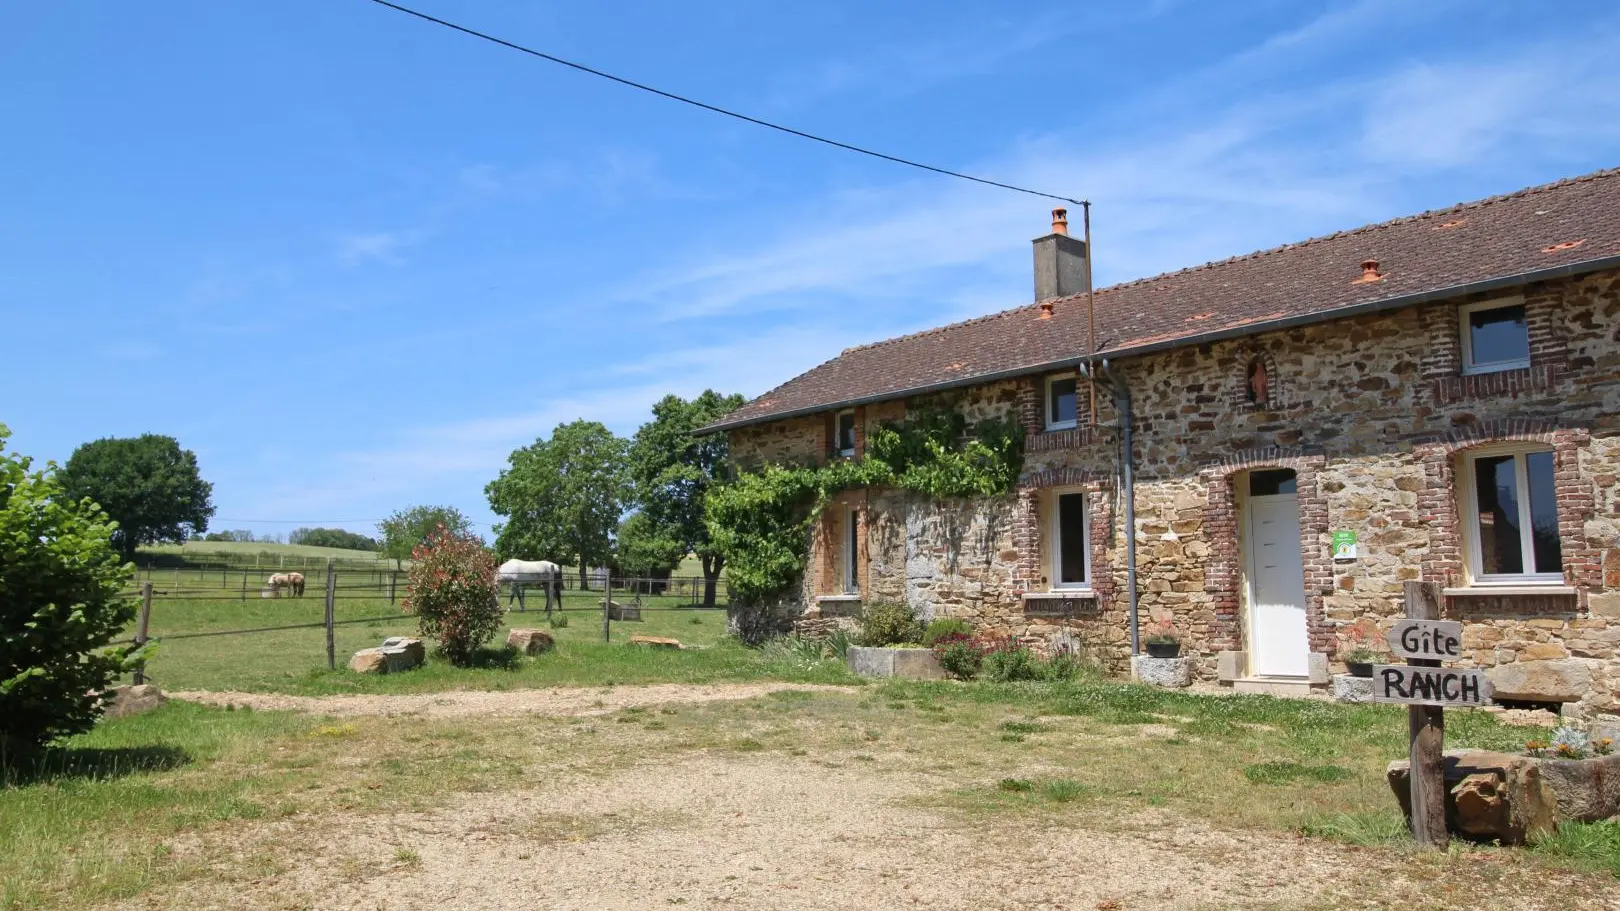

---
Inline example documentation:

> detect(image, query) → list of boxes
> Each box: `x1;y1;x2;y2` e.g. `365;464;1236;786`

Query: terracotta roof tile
709;167;1620;432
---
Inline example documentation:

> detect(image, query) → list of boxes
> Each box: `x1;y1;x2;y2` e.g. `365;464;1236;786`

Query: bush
922;617;972;647
403;526;502;667
934;635;985;680
983;641;1042;682
855;602;923;647
1;425;139;758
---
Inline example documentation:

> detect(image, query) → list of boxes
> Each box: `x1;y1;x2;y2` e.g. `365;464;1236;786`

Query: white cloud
332;230;423;265
1359;42;1620;169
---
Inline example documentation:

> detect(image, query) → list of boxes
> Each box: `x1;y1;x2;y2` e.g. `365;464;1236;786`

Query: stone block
380;637;426;672
890;648;947;680
507;628;555;656
847;647;943;679
104;684;167;718
1589;592;1620;619
629;635;682;649
847;647;894;678
1307;651;1330;685
350;648;387;674
1488;659;1591;703
1132;655;1195;688
1330;674;1374;703
1216;650;1246;682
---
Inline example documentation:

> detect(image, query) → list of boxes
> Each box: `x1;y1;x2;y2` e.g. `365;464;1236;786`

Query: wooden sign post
1367;581;1493;849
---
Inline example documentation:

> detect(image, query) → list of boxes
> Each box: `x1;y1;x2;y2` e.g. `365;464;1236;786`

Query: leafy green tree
1;424;139;759
57;434;215;561
378;505;474;567
627;391;745;606
289;527;380;551
615;511;686;578
486;421;629;588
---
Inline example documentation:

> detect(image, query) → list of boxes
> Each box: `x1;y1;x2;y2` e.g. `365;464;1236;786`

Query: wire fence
121;561;733;684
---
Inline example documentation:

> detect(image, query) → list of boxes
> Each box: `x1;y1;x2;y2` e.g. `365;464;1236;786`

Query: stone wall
734;269;1620;714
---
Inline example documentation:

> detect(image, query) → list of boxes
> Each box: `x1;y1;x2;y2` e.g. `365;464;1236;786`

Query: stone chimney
1033;207;1089;303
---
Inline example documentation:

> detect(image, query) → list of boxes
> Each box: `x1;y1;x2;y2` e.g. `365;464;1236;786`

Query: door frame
1242;481;1310;677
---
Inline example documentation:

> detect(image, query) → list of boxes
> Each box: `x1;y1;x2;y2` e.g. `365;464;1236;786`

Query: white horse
266;572;305;597
497;559;562;614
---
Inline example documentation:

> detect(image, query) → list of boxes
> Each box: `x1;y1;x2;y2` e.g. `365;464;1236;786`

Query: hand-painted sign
1370;665;1493;707
1332;530;1358;560
1385;619;1464;661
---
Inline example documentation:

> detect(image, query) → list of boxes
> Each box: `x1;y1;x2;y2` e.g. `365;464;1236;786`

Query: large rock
630;635;682;649
1330;674;1375;703
104;684;167;718
1487;659;1591;703
602;600;642;621
380;636;426;672
349;648;388;674
1387;748;1620;844
507;628;555;655
1132;655;1195;688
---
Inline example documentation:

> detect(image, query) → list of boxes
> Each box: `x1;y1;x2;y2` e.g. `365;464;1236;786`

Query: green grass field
127;569;836;695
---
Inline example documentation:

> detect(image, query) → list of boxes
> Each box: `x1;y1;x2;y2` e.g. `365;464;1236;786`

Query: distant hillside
139;540;396;569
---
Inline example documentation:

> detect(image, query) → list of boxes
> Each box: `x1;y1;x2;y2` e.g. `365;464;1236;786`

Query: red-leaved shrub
403;526;502;667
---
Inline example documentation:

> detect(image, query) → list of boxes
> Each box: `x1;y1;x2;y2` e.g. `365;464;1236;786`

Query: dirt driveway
126;684;1615;911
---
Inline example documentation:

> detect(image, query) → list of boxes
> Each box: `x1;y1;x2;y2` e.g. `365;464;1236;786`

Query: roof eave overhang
698;253;1620;436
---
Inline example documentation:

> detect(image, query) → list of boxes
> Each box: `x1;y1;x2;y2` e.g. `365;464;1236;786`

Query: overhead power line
362;0;1086;206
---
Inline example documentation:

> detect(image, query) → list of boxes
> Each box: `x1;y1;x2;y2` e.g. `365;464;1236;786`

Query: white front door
1246;494;1310;677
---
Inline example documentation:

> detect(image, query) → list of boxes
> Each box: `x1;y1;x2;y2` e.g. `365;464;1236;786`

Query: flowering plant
1144;618;1179;646
404;525;502;667
1339;624;1383;664
1526;728;1613;760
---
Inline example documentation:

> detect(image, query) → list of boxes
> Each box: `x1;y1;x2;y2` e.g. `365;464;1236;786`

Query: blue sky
3;1;1619;540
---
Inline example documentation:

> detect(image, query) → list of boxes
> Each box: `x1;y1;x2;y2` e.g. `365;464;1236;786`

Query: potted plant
1144;618;1180;659
1340;625;1381;678
1342;645;1378;678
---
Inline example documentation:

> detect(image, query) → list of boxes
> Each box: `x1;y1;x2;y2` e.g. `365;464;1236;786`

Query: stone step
1233;676;1316;697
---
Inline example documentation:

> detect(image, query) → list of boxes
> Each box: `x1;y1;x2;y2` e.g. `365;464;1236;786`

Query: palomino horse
267;572;306;597
496;559;562;615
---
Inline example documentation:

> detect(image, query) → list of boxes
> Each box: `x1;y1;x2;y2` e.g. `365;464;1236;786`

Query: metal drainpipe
1097;358;1140;656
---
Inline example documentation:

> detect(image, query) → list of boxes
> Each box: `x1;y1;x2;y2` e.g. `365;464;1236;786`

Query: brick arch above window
1416;422;1596;592
1229;347;1285;411
1022;467;1112;489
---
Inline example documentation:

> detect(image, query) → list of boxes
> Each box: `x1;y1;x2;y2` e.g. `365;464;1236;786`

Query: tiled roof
708;168;1620;432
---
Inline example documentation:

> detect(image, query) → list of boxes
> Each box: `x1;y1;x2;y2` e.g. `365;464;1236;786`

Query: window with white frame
1045;374;1078;430
1459;297;1530;375
835;409;856;457
1048;489;1090;589
842;507;860;594
1460;445;1563;584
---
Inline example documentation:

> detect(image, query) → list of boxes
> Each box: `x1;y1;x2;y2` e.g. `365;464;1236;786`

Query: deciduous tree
486;421;629;588
627;391;745;606
379;505;474;567
57;434;215;561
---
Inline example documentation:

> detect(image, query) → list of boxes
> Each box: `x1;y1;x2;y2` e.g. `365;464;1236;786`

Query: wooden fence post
132;582;154;685
1404;580;1448;849
602;570;611;642
324;559;337;671
389;569;397;604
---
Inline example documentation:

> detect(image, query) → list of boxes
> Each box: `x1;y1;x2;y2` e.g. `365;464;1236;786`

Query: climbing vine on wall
706;409;1024;605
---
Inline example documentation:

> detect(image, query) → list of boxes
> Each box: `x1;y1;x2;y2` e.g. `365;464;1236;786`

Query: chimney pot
1361;259;1380;277
1051;208;1069;236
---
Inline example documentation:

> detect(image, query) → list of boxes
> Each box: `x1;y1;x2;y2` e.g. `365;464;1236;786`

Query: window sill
1023;590;1097;601
1443;585;1576;597
1461;360;1532;376
816;594;862;602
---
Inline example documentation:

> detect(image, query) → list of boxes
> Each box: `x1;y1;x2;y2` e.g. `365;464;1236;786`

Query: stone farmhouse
706;169;1620;716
